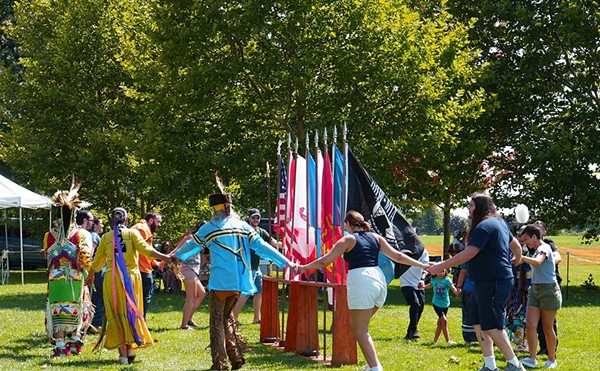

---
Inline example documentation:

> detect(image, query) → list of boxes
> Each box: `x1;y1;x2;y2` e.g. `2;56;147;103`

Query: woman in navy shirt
429;193;526;371
297;210;429;371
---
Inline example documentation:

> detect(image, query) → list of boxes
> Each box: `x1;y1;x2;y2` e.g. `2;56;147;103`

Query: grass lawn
1;239;599;370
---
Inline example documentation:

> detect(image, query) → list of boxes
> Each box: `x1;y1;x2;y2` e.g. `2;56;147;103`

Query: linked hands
287;261;309;276
170;254;180;265
287;261;299;275
84;271;95;287
427;262;443;276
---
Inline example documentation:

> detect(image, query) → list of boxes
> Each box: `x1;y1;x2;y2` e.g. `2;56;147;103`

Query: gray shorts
528;283;562;311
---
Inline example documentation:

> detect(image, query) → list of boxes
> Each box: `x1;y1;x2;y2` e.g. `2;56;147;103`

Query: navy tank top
344;231;380;270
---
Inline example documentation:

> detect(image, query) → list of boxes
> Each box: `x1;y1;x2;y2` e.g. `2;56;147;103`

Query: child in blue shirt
426;268;459;344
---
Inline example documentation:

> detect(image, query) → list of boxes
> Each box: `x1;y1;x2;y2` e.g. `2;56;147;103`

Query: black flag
347;147;425;278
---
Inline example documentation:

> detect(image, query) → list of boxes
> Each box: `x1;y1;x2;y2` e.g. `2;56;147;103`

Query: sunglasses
250;215;260;220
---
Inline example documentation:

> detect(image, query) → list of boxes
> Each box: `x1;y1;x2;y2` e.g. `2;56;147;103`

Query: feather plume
51;176;85;209
67;175;82;202
215;171;225;194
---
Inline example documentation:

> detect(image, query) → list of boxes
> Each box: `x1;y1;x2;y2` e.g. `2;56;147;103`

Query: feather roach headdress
51;176;90;209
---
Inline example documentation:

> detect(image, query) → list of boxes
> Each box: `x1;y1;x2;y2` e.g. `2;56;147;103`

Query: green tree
0;0;157;220
448;0;600;238
1;0;491;238
140;0;489;216
415;206;443;235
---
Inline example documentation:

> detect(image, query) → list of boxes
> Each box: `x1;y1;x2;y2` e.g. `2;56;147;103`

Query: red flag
320;149;344;283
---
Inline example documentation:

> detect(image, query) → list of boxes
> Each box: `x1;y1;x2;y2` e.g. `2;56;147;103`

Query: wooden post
331;284;357;365
284;281;300;352
260;277;280;342
295;282;319;356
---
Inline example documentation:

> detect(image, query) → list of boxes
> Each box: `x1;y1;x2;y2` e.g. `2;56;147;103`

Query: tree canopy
0;0;597;240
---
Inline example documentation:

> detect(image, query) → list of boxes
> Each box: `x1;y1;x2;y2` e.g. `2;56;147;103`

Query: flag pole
266;159;272;249
280;133;292;341
305;131;316;355
342;122;348;220
332;127;339;283
342;122;348;284
275;140;283;258
314;130;321;263
290;136;299;267
319;129;328;360
305;132;311;258
271;141;282;343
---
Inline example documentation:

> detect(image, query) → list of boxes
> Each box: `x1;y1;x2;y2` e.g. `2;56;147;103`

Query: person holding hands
297;210;430;371
518;225;561;369
428;193;525;371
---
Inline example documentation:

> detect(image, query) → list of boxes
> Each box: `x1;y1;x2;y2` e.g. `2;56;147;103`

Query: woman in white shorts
297;211;430;371
170;222;207;330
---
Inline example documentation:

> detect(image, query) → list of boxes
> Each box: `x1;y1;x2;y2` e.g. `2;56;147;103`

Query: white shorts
347;266;387;310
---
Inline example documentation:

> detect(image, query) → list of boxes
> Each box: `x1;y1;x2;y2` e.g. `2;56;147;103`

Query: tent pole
19;206;24;285
4;209;7;251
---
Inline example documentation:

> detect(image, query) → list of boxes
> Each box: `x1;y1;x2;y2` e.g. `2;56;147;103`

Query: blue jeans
91;270;105;327
461;290;478;343
141;272;154;318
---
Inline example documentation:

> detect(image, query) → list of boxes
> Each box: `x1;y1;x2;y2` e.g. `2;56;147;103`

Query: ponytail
344;210;371;232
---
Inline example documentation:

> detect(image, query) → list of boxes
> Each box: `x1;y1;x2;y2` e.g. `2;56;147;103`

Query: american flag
275;157;287;234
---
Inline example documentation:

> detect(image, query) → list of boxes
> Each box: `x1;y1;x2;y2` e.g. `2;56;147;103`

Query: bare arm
151;249;175;264
521;251;546;267
298;235;355;273
169;234;192;255
269;237;281;249
428;245;480;275
509;237;522;265
376;234;430;270
450;283;459;296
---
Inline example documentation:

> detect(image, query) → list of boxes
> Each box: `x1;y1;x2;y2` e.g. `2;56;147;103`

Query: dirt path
556;246;600;265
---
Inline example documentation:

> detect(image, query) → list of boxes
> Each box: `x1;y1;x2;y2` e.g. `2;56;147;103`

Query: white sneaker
520;357;538;368
544;360;558;369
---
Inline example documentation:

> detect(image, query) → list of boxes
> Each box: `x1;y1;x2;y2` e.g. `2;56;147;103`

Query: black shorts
433;304;449;317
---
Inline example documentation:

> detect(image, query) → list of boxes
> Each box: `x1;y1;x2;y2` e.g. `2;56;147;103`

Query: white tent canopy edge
0;174;52;285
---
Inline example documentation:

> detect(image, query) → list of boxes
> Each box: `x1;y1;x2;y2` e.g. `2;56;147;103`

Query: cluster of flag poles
269;125;427;286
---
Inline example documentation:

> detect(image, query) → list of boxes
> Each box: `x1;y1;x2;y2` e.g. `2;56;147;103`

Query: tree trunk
442;197;451;260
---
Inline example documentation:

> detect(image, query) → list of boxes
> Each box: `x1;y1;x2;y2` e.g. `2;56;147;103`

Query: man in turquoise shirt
175;193;295;370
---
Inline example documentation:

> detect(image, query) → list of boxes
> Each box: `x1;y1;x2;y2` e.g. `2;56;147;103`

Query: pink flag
287;155;315;265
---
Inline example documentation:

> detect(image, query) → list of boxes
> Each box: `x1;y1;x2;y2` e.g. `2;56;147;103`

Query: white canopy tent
0;174;52;285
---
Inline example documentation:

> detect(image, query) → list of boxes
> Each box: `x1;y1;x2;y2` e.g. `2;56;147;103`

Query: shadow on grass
0;291;46;311
2;269;47;285
560;286;600;307
243;341;329;370
0;333;49;365
45;358;121;368
0;333;47;359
